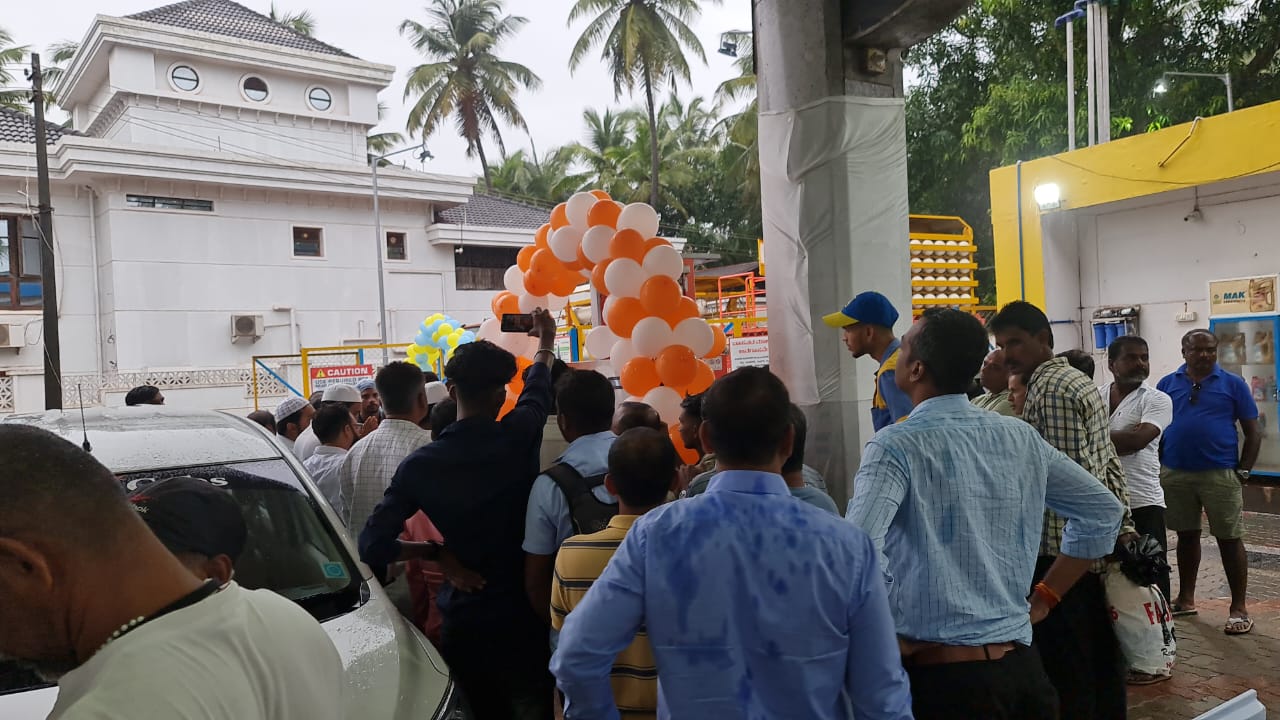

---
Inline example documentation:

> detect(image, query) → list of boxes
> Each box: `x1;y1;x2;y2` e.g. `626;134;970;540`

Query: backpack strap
544;462;616;536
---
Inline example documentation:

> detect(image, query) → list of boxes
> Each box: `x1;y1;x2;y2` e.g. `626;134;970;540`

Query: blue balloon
427;320;443;334
415;331;431;346
460;331;476;344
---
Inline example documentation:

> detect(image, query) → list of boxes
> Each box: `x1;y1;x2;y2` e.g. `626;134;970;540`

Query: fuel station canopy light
1034;183;1062;210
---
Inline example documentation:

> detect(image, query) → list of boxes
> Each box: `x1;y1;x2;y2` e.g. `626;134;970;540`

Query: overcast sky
5;0;753;179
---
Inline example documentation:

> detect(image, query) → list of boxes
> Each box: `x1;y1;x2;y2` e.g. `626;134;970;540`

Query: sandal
1170;603;1198;617
1225;616;1254;635
1127;671;1171;685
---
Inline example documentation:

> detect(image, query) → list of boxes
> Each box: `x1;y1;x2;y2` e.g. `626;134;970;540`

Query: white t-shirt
50;582;343;720
293;426;322;461
1102;383;1174;509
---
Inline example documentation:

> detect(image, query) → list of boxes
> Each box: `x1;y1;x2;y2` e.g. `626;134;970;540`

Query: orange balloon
524;271;552;297
645;237;671;253
576;244;596;270
587;199;622;228
607;297;645;338
704;328;727;358
656;345;698;389
515;355;533;373
552;268;582;297
589;189;611;201
674;296;700;322
529;248;560;277
517;245;536;272
620;356;662;397
494;291;520;317
498;391;518;420
590;258;613;291
534;224;551;253
609;229;647;262
640;275;682;317
550;203;569;230
687;360;715;394
670;423;700;465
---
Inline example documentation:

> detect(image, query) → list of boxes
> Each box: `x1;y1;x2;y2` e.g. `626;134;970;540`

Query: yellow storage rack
909;215;978;316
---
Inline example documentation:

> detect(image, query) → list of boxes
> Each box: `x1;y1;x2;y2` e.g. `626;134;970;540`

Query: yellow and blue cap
822;291;899;329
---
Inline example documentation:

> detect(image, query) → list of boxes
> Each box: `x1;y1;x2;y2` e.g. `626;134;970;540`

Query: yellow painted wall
990;100;1280;309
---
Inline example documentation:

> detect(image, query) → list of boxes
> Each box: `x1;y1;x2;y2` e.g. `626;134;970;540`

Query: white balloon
518;293;548;313
545;294;569;312
585;325;618;359
502;265;525;295
672;317;714;357
582;225;615;264
617;202;660;238
604;257;644;298
476;318;501;342
565;192;597;229
602;295;618;325
611;339;638;368
549;226;584;263
495;330;533;358
643;386;683;425
642;244;683;280
632;316;674;358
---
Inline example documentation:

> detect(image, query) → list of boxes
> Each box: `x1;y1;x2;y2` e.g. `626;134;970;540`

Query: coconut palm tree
570;107;640;193
36;40;81;109
0;27;29;112
715;33;759;209
269;3;318;36
400;0;541;189
367;101;406;160
567;0;718;208
487;146;586;204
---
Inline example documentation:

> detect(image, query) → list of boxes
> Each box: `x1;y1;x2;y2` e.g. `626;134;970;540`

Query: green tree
401;0;541;190
571;107;640;194
269;3;318;36
367;101;406;160
0;27;29;112
487;146;586;204
567;0;719;208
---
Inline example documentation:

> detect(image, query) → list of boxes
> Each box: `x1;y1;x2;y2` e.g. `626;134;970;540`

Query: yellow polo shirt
551;515;657;719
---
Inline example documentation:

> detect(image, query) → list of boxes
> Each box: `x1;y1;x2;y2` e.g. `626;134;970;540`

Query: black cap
130;477;247;561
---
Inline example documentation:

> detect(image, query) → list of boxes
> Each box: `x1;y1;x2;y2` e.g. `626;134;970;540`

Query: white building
0;0;546;414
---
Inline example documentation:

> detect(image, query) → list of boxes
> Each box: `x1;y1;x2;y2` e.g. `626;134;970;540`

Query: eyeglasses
1190;383;1202;405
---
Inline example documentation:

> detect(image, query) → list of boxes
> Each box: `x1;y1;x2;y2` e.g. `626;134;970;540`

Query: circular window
170;65;199;92
242;76;269;102
307;87;333;112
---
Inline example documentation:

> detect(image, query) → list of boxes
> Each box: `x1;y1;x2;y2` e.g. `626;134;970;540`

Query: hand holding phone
501;313;535;333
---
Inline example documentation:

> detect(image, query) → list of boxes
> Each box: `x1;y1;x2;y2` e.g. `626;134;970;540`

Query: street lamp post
1154;71;1234;113
369;144;433;366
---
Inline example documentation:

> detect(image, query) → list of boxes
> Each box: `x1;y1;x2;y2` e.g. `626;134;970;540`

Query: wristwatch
1237;468;1252;481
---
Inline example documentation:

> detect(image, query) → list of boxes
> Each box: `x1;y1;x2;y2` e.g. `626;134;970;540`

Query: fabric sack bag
1103;562;1176;677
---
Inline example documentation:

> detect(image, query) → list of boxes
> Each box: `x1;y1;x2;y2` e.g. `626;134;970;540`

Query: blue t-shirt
1157;364;1258;471
871;339;914;432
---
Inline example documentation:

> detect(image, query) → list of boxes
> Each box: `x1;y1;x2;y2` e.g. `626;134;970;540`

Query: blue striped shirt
847;395;1123;646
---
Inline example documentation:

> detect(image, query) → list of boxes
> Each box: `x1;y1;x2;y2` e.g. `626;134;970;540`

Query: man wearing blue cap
823;291;913;432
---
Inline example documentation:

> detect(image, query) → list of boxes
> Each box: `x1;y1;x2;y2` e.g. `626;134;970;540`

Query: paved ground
1129;511;1280;718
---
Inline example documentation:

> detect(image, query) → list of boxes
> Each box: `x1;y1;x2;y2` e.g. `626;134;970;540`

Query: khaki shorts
1161;467;1245;540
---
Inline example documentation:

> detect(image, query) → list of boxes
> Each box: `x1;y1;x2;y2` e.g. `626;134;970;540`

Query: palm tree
567;0;718;208
0;27;29;112
400;0;541;189
367;101;405;160
269;3;318;36
38;40;81;109
570;107;640;192
486;146;586;204
715;33;759;209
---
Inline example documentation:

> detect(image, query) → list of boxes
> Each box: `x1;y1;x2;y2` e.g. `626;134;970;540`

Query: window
0;215;42;310
293;227;323;257
170;64;199;92
386;232;407;261
126;194;213;212
455;246;519;291
243;76;270;102
308;87;333;111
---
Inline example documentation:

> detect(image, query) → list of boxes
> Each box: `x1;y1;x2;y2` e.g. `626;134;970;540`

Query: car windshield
1;458;362;697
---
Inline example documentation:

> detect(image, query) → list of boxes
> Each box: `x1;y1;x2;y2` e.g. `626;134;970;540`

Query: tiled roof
126;0;355;58
0;107;77;145
435;193;551;229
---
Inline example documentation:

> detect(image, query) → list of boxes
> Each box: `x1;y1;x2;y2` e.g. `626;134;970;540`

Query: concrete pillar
754;0;911;509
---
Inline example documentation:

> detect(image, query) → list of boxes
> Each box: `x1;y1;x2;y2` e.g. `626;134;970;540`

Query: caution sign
309;365;375;390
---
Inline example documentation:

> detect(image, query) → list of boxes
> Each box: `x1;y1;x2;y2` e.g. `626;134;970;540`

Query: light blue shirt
790;485;840;514
847;394;1124;646
523;430;617;556
551;470;913;720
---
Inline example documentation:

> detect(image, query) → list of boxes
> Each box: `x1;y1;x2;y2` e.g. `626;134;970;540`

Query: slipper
1225;616;1254;635
1170;603;1198;617
1127;671;1172;686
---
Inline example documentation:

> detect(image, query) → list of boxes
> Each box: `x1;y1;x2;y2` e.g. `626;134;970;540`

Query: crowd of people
0;291;1263;719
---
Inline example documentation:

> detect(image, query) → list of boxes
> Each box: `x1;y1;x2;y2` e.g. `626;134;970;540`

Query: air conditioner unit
231;314;264;343
0;323;24;349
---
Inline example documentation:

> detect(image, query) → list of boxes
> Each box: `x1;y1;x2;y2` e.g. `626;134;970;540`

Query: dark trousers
1131;504;1172;603
907;644;1059;720
439;617;553;720
1033;556;1128;720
